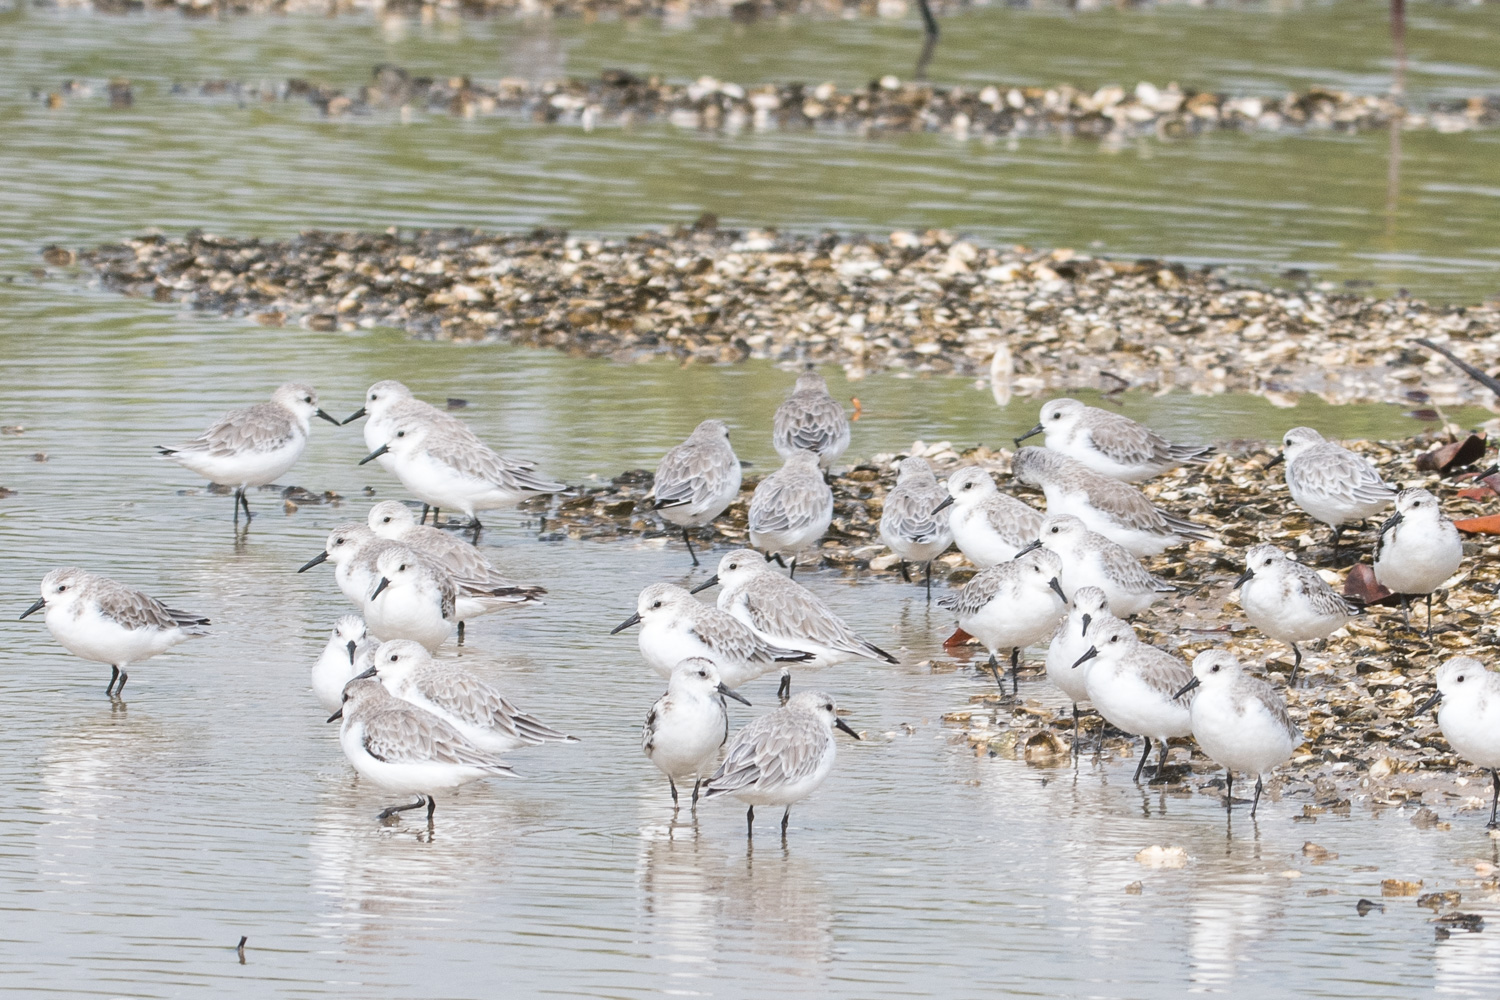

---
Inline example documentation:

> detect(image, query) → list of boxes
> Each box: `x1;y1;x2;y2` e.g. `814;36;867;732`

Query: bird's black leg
1288;643;1302;687
781;807;791;841
114;668;129;697
986;653;1004;691
669;778;679;808
1072;703;1080;756
1399;594;1411;626
778;671;791;703
914;0;939;81
899;560;911;583
377;795;429;821
1251;776;1264;818
770;553;787;568
746;804;755;838
691;779;701;809
1426;592;1435;638
1225;770;1234;810
420;504;430;524
1009;647;1020;696
457;620;465;645
232;488;240;525
432;507;441;526
924;561;932;603
1489;769;1499;830
1330;524;1344;556
683;528;698;567
1151;739;1171;783
470;517;482;544
106;664;120;697
1133;737;1152;783
426;796;436;822
788;557;798;581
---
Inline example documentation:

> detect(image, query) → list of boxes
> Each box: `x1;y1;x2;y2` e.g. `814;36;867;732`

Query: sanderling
772;371;850;470
1011;446;1213;557
1074;617;1195;782
1174;650;1302;816
1044;586;1114;747
692;549;897;700
1274;427;1396;551
1015;398;1212;482
651;419;743;566
938;547;1067;694
1023;513;1176;617
366;546;457;650
157;383;340;523
878;456;954;599
312;614;374;714
330;675;514;823
299;523;402;610
610;583;811;689
747;450;834;577
1374;487;1465;635
702;690;860;838
21;568;209;698
368;500;545;640
343;380;470;483
1418;657;1500;828
361;419;564;539
1234;543;1363;681
366;639;576;752
643;657;751;809
932;466;1043;567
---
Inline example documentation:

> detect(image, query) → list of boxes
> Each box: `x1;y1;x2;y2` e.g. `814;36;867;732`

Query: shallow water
6;2;1500;996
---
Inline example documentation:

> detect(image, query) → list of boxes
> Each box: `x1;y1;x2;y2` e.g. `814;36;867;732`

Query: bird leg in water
683;528;698;567
914;0;939;80
1250;776;1265;818
377;795;429;821
1133;737;1153;782
781;806;791;840
746;804;755;838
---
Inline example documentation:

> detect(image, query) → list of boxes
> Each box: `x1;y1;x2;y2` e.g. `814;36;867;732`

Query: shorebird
878;456;954;599
748;450;833;577
1418;656;1500;828
933;466;1043;567
772;371;850;470
1234;544;1363;682
1015;398;1212;482
1373;487;1464;635
643;657;751;810
938;547;1068;695
1023;513;1176;618
651;419;743;566
1273;426;1396;553
311;615;374;714
1075;617;1195;783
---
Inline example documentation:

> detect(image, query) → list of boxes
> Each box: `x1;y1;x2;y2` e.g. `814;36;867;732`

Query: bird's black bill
315;408;342;426
1380;511;1404;535
932;495;954;514
1232;567;1254;590
1080;613;1092;636
1072;646;1099;669
345;639;357;664
1172;676;1201;701
326;708;343;722
1265;452;1285;468
298;551;329;572
1013;423;1044;447
1477;464;1499;481
340;406;368;426
353;665;378;680
717;683;751;706
19;597;45;620
358;444;389;466
688;575;719;595
1416;691;1442;715
610;612;642;635
835;718;862;740
370;577;391;600
1048;577;1067;602
1016;539;1042;557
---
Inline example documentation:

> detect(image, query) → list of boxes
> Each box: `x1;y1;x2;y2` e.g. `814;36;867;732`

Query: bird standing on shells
650;419;743;567
1011;446;1213;557
772;371;850;471
1418;656;1500;829
1022;513;1176;617
643;657;751;810
21;568;210;699
1174;650;1301;817
702;690;860;839
938;547;1068;694
1015;397;1212;482
933;466;1043;566
157;382;341;524
1373;487;1464;636
747;450;833;577
1234;543;1363;682
878;456;954;599
1273;426;1396;553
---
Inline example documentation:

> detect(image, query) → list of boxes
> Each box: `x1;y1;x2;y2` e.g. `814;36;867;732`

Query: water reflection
1187;873;1282;991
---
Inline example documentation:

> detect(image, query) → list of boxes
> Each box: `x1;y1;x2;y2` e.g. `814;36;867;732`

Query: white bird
938;547;1068;695
330;675;515;824
299;523;404;610
1011;446;1212;557
157;382;340;523
1276;426;1396;551
651;419;743;566
694;549;897;700
642;657;751;809
610;583;811;690
772;371;850;470
343;380;469;489
933;466;1044;567
1015;397;1211;482
1024;513;1176;617
1373;487;1464;635
361;418;564;539
1234;544;1363;681
367;500;545;641
1074;617;1195;782
1175;650;1302;816
312;614;374;714
1418;656;1500;829
1044;586;1115;748
878;456;954;599
702;690;861;838
366;546;457;650
748;450;834;577
365;639;575;752
21;568;209;698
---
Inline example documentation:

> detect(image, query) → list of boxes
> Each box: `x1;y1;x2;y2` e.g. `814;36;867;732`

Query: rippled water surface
5;2;1500;997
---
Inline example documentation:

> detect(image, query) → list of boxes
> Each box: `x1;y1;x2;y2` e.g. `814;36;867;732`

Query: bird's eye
1457;675;1466;683
396;430;405;438
391;655;399;662
963;483;971;490
1051;413;1060;420
651;601;662;609
57;585;66;592
1110;636;1119;643
1050;526;1059;534
1211;665;1220;672
825;703;834;711
698;670;707;678
1264;559;1272;567
304;396;312;403
381;516;390;523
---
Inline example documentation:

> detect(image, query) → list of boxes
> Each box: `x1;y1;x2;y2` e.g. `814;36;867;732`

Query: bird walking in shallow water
1075;617;1195;783
651;419;743;566
939;547;1067;695
157;382;340;524
643;657;751;810
748;450;833;578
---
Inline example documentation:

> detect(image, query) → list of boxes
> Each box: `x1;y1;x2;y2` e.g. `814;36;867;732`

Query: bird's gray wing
748;470;832;534
362;705;514;773
937;565;1008;618
654;439;737;509
745;577;894;662
881;482;950;545
773;396;848;454
424;431;565;493
96;579;198;632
